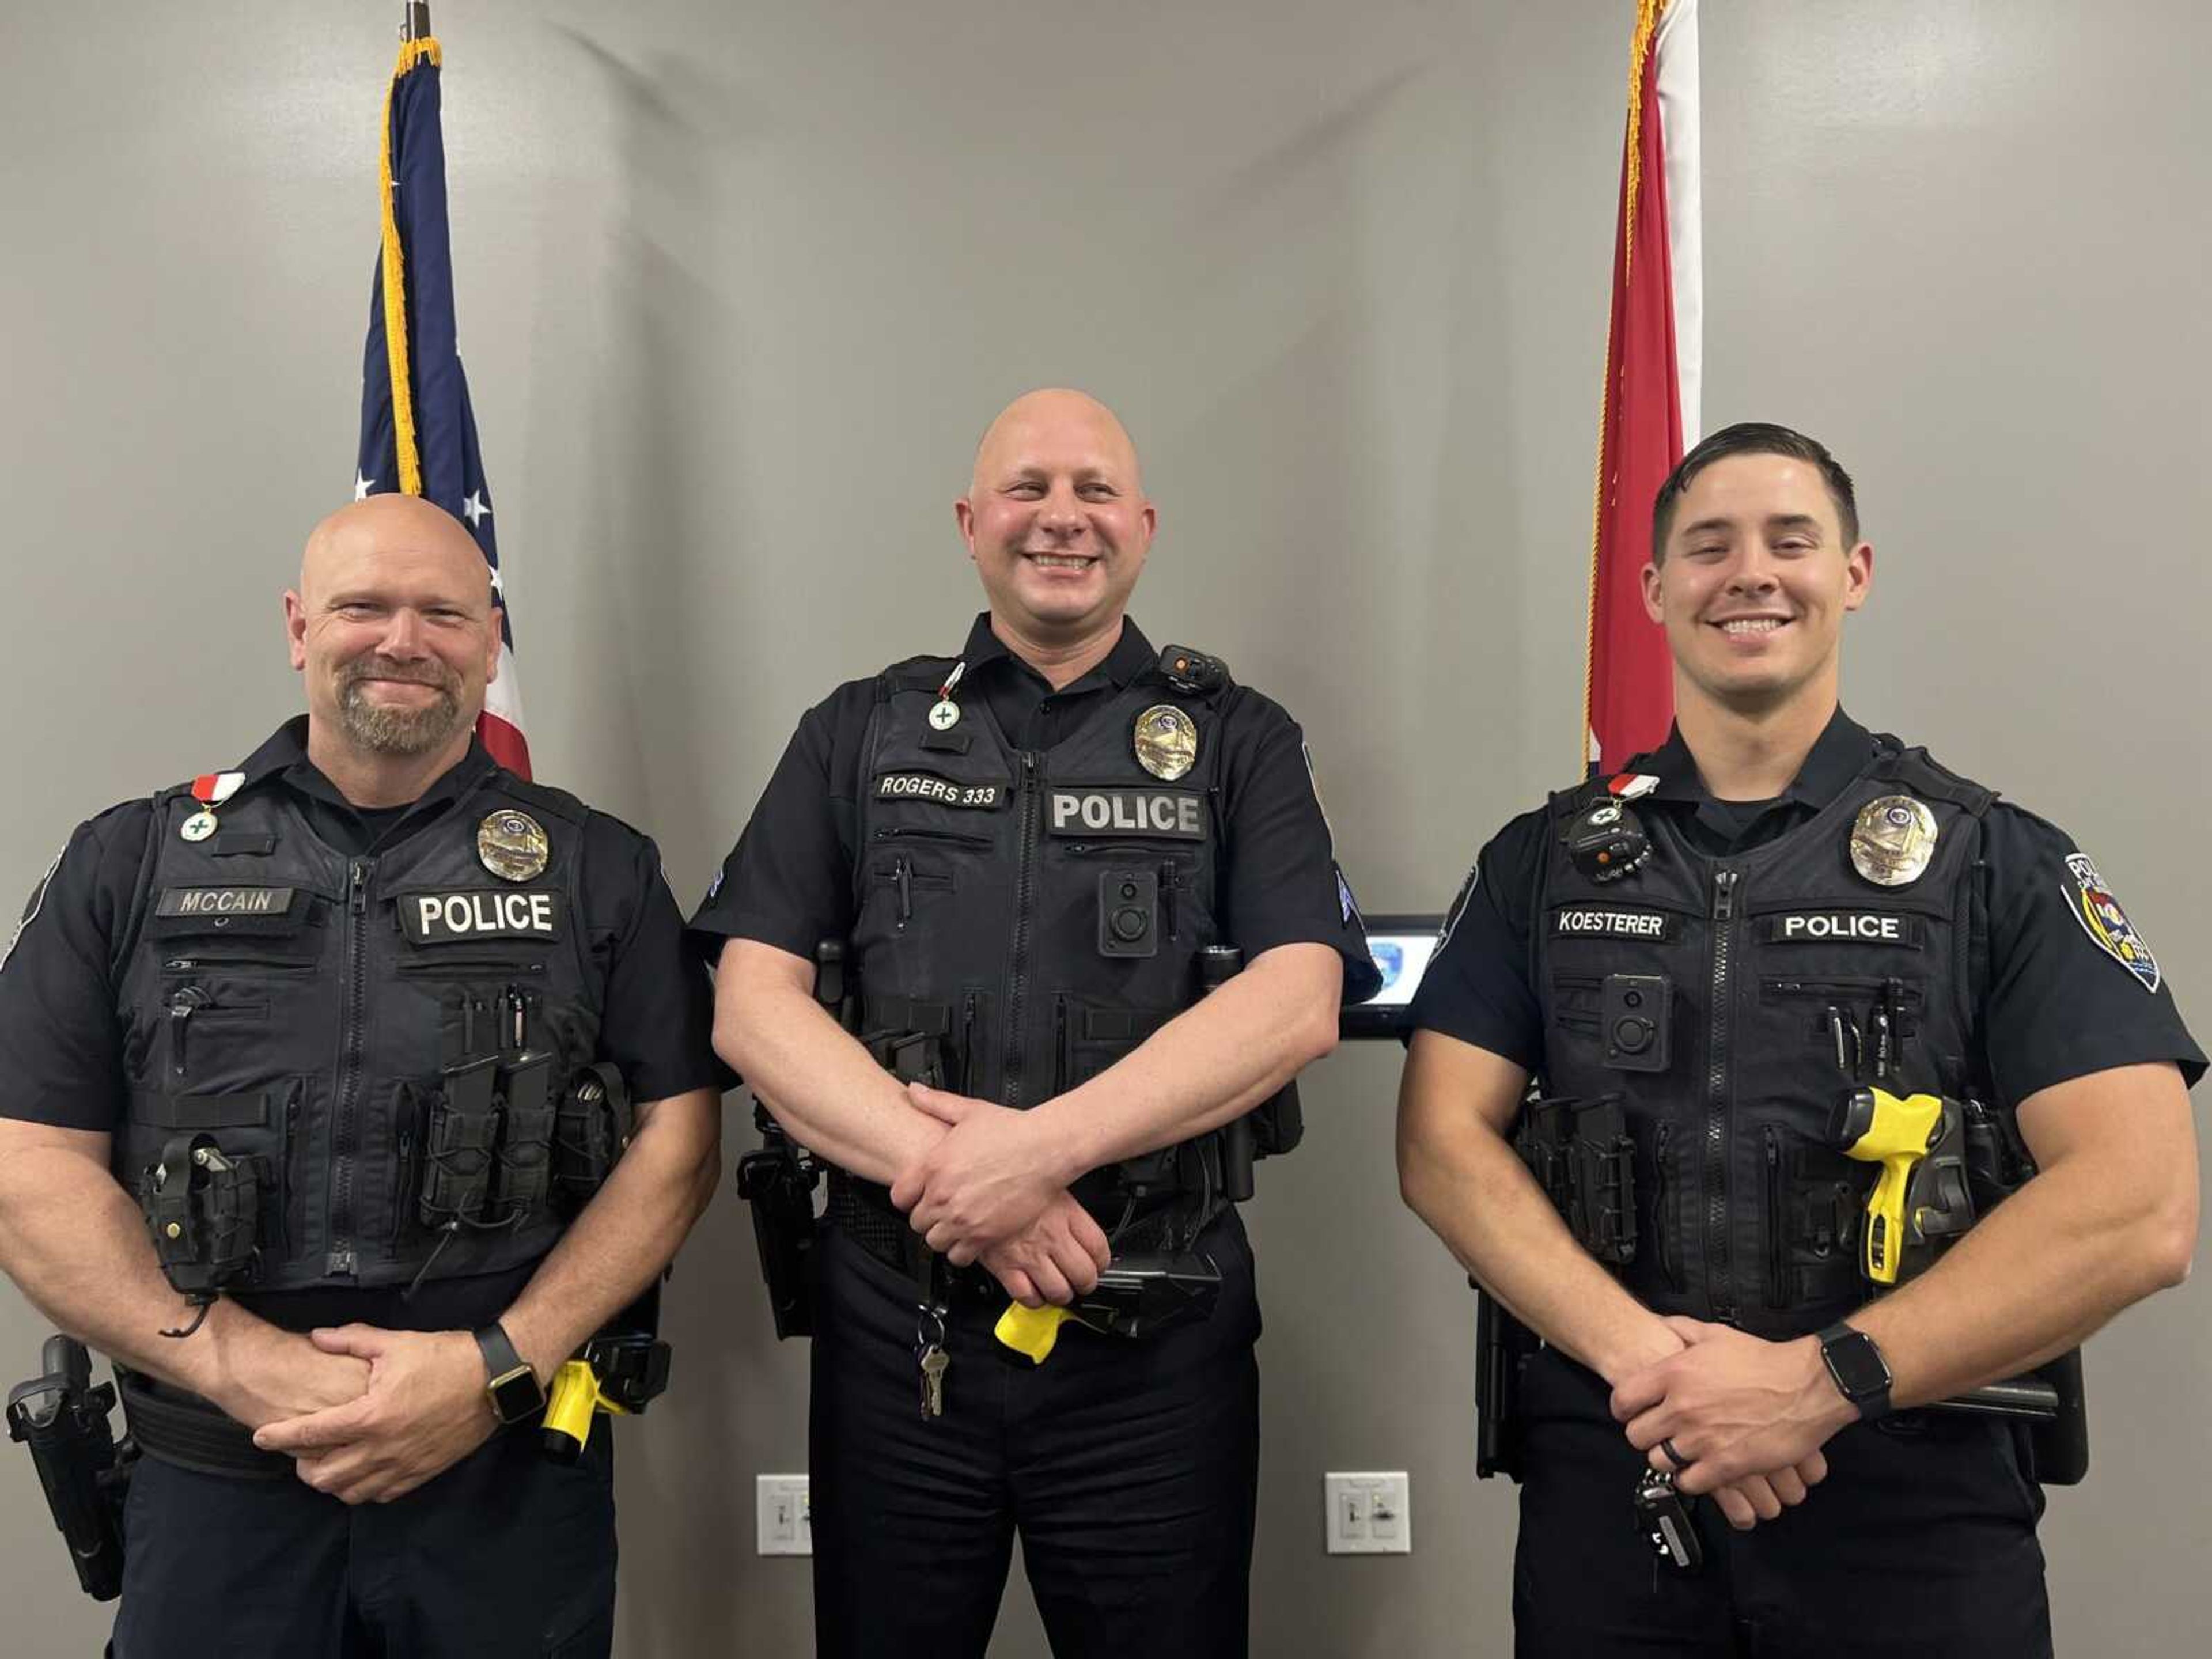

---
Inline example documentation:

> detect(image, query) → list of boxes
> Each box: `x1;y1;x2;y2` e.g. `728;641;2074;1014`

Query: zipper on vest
1764;1125;1786;1308
1002;753;1043;1108
1652;1122;1682;1293
1052;994;1071;1094
959;990;980;1094
328;858;374;1279
1159;859;1178;940
894;855;914;928
282;1083;304;1257
873;826;994;850
1703;868;1740;1320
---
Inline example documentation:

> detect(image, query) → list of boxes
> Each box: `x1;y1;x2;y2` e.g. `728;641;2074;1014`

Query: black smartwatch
473;1322;546;1425
1816;1321;1893;1422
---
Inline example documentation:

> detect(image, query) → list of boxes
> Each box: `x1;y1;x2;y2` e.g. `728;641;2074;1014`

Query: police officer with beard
1397;423;2203;1656
0;495;724;1656
695;388;1378;1657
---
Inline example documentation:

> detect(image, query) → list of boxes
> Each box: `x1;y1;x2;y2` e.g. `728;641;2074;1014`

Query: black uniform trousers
109;1419;617;1659
1510;1348;2052;1658
809;1210;1262;1659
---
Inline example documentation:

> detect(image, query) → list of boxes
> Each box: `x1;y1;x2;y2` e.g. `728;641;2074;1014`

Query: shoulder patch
1436;856;1481;954
1;850;64;976
2063;852;2160;993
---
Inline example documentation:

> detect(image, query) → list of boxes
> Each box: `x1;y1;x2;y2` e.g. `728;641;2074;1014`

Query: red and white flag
1584;0;1701;772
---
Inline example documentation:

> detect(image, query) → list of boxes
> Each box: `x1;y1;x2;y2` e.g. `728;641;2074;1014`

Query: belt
822;1169;1206;1283
115;1368;291;1480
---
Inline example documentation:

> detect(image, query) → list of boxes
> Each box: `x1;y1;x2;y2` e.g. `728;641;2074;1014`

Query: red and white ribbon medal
929;661;968;732
180;771;246;843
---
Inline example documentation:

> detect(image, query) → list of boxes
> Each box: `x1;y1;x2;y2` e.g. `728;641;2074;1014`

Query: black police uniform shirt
1415;706;2206;1105
690;612;1377;1039
0;717;724;1336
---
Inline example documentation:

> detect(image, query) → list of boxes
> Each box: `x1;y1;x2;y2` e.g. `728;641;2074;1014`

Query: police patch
1;850;63;977
402;889;565;945
1552;906;1680;942
1046;789;1205;841
1758;912;1923;948
2063;853;2159;993
873;771;1005;810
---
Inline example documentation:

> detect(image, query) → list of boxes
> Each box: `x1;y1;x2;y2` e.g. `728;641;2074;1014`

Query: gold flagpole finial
401;2;431;43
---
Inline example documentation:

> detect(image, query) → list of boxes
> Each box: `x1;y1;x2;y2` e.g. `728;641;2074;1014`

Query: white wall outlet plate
756;1473;813;1556
1324;1471;1411;1555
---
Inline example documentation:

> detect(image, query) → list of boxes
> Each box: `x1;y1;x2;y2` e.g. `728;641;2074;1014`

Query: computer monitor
1340;914;1444;1039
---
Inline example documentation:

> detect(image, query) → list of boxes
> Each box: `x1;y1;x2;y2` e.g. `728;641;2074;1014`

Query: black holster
1474;1285;1541;1482
7;1336;134;1600
554;1061;635;1214
737;1104;822;1339
588;1282;673;1415
1515;1093;1638;1266
139;1132;263;1304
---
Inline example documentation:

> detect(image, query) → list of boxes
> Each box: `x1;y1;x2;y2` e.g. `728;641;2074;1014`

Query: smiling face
1642;452;1872;718
285;494;501;762
955;389;1154;642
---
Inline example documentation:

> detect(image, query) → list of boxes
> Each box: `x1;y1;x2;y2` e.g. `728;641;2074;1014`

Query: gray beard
337;678;467;755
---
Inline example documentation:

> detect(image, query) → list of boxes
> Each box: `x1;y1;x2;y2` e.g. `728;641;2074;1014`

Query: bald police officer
0;495;724;1657
696;389;1377;1657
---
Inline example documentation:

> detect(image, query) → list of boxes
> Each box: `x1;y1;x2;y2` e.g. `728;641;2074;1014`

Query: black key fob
1633;1469;1703;1572
1566;801;1652;884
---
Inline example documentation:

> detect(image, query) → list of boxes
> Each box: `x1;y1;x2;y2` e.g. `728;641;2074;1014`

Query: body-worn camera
1601;973;1672;1073
1099;869;1160;958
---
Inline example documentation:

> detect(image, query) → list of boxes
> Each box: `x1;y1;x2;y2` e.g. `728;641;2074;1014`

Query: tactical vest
1529;741;1995;1339
115;768;608;1298
849;650;1286;1213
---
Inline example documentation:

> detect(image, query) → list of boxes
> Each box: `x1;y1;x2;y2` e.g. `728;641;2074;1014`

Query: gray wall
2;2;2205;1653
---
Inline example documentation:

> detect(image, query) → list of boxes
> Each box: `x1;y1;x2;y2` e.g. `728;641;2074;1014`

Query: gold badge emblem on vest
1132;704;1199;782
1848;796;1938;888
477;809;550;882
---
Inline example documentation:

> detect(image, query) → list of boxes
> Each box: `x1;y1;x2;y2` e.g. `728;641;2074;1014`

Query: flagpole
401;2;431;42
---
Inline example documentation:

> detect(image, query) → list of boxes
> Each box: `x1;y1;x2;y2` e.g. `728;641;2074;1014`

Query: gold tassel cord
378;37;443;498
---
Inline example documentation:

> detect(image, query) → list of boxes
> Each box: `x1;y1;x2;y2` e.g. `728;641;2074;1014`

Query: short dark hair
1650;422;1858;561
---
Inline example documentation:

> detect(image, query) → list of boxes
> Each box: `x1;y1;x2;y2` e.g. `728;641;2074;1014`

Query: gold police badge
1848;796;1937;888
1133;704;1199;782
477;809;550;883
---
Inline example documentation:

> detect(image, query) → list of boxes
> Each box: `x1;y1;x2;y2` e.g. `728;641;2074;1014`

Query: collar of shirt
1631;706;1876;852
956;612;1157;751
233;715;501;854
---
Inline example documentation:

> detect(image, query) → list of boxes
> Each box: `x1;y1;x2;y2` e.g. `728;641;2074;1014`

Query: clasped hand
251;1325;500;1505
890;1081;1108;1306
1612;1317;1850;1531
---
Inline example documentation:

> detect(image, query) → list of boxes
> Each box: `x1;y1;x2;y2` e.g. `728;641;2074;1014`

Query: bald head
956;388;1154;648
301;493;490;607
970;388;1143;501
286;493;502;767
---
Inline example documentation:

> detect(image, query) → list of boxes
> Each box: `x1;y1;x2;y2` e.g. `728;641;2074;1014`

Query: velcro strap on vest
115;1369;290;1480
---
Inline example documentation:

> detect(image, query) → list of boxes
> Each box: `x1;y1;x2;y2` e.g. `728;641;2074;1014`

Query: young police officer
696;388;1377;1657
1398;423;2202;1656
0;495;724;1657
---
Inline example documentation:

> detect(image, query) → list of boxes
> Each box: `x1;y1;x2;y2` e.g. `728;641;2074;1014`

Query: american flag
354;29;531;778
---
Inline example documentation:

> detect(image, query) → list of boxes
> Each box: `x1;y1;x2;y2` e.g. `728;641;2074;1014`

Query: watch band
473;1322;546;1425
1816;1320;1893;1422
